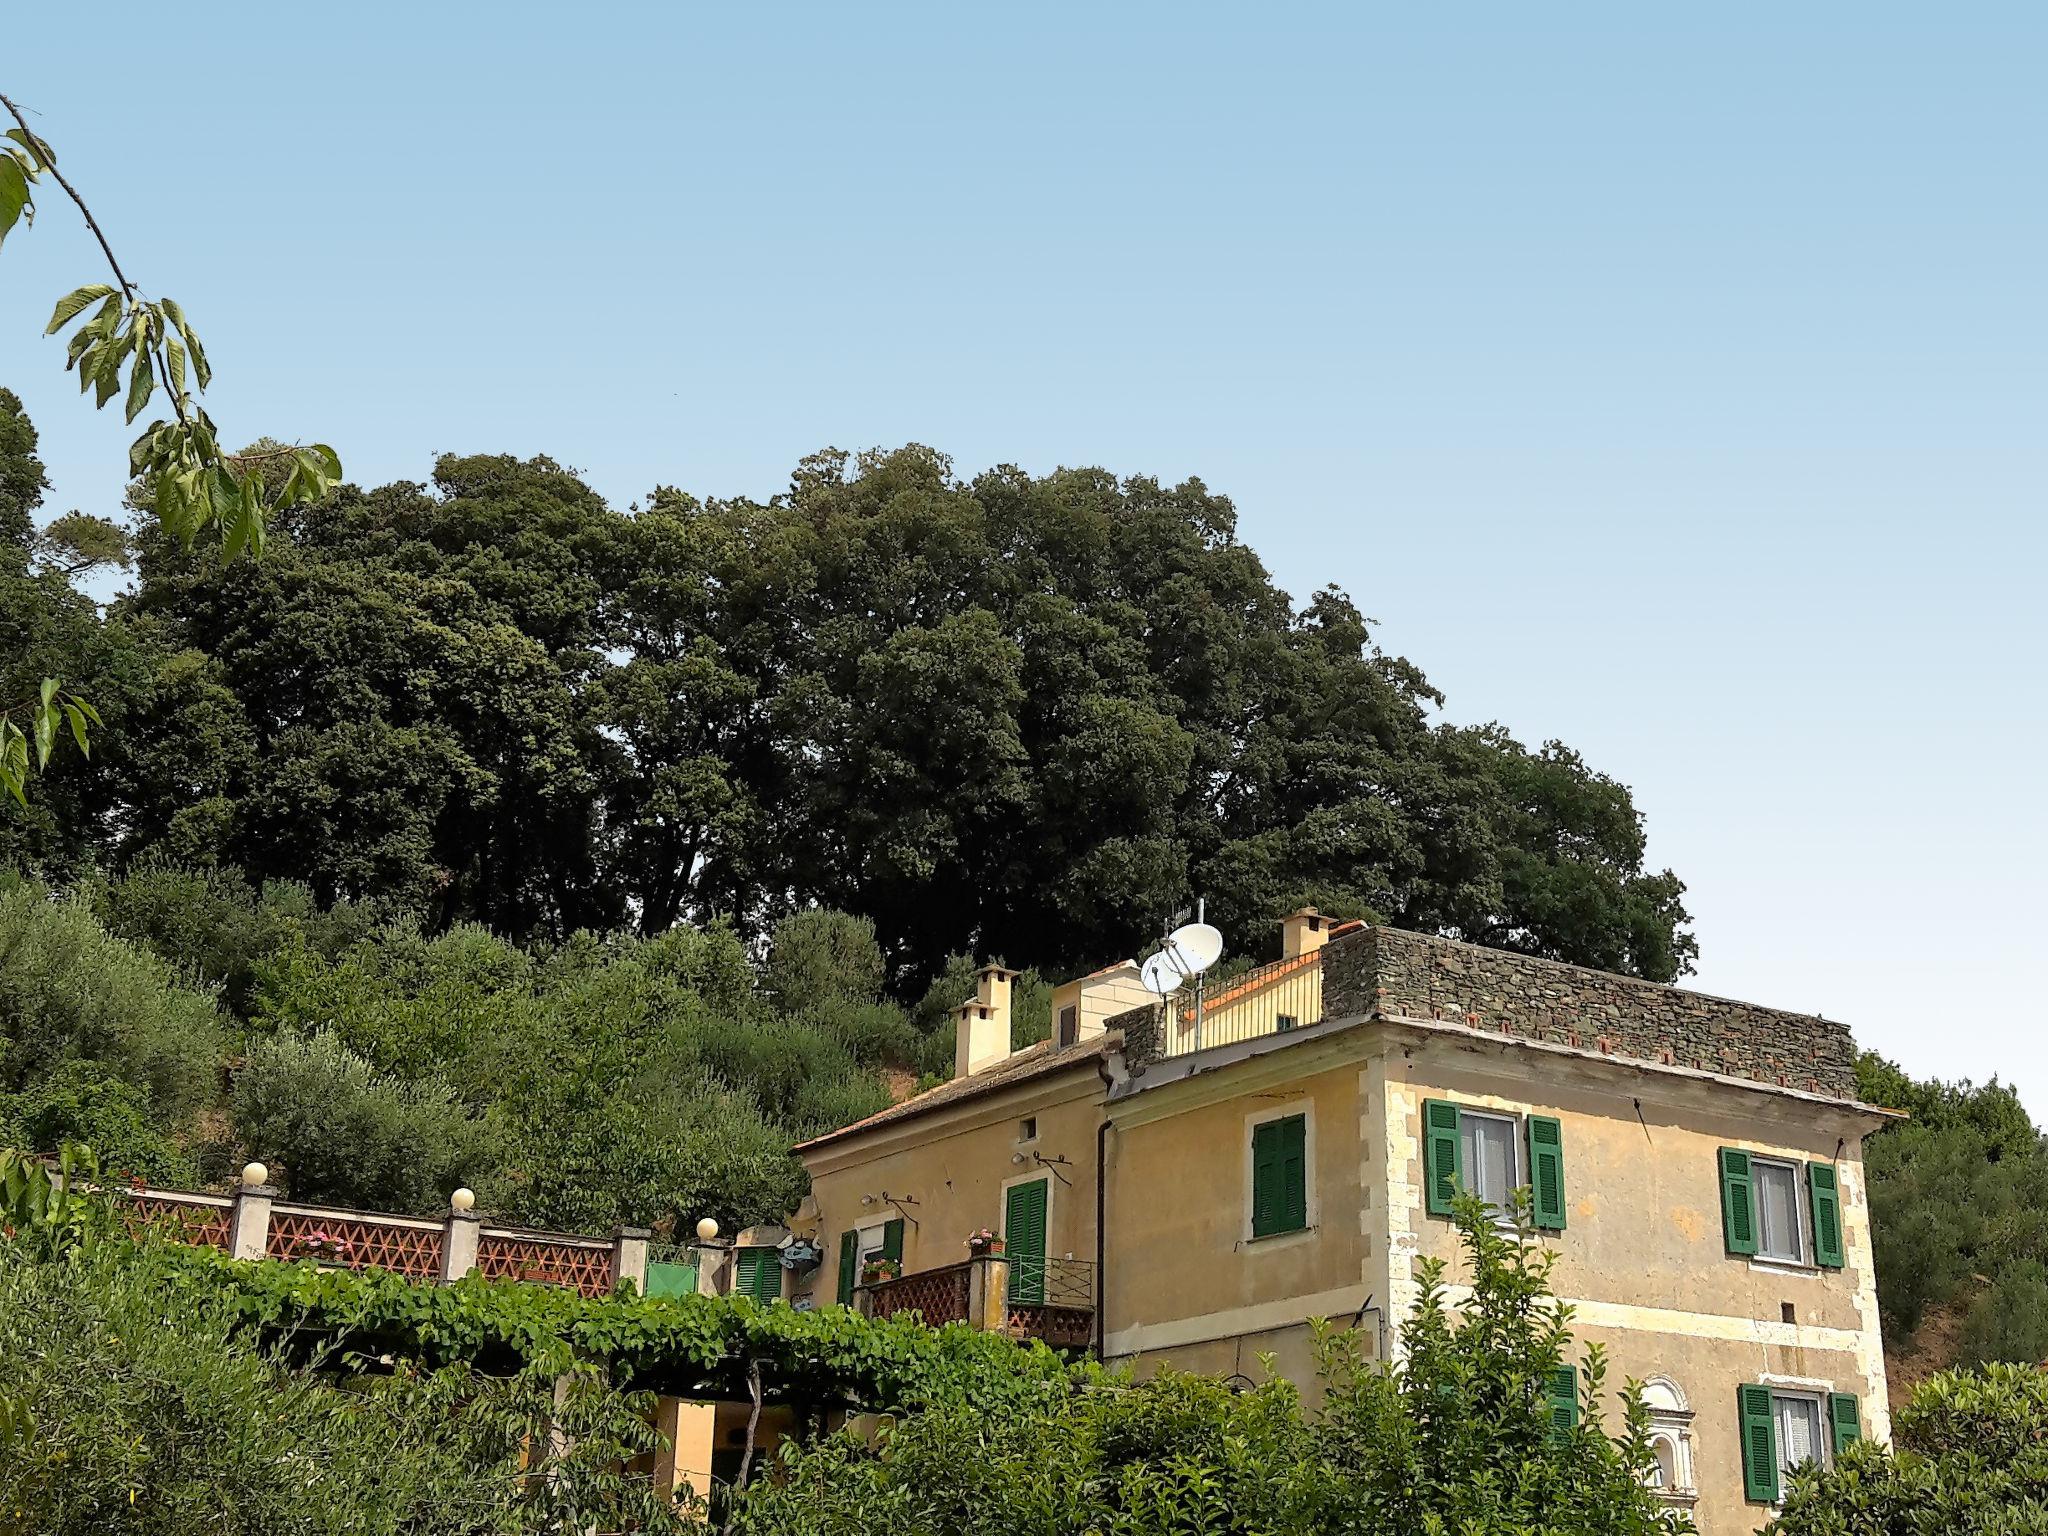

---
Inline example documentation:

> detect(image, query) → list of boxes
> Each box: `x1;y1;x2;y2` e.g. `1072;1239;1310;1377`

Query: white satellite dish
1166;922;1224;973
1140;951;1186;996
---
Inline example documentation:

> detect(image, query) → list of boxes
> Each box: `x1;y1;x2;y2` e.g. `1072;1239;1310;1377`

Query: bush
232;1030;498;1212
763;908;886;1010
1772;1363;2048;1535
0;1239;693;1535
0;883;224;1122
0;1060;196;1184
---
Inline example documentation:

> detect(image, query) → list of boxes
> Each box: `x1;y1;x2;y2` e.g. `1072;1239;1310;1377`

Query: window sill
1748;1256;1821;1278
1244;1225;1316;1251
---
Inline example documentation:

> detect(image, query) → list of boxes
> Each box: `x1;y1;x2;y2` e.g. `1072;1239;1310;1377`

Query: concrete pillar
653;1397;718;1509
692;1242;731;1296
967;1254;1011;1331
441;1210;481;1282
613;1225;651;1294
228;1183;274;1262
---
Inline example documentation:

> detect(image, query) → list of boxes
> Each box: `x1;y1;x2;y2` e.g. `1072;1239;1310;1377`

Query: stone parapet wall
1322;926;1860;1100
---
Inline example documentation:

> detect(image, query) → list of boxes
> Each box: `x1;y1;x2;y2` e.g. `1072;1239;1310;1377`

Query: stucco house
772;911;1896;1535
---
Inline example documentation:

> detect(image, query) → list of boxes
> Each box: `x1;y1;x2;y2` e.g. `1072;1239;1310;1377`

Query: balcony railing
1005;1256;1095;1351
858;1255;1095;1352
863;1261;972;1326
1162;950;1324;1058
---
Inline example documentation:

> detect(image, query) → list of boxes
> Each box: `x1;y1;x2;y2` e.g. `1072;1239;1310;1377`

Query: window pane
1460;1114;1516;1209
1756;1161;1801;1261
1776;1396;1822;1477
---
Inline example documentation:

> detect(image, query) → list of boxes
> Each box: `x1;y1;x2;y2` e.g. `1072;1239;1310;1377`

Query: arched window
1639;1377;1696;1502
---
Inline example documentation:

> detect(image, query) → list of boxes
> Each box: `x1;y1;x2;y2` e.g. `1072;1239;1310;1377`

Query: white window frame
1750;1156;1808;1267
1459;1107;1523;1219
1241;1099;1317;1246
1769;1388;1831;1485
855;1221;892;1268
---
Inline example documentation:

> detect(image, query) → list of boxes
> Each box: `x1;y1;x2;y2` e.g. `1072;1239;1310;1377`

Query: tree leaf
62;701;91;757
33;703;56;770
166;332;188;398
123;345;154;423
0;157;28;251
45;284;116;335
4;127;56;169
0;721;27;807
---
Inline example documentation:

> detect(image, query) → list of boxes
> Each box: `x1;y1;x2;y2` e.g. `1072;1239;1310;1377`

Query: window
1250;1112;1309;1238
1056;1005;1078;1048
1459;1110;1520;1215
1754;1158;1804;1264
1275;1013;1298;1032
1739;1384;1859;1503
734;1246;781;1303
1423;1101;1567;1230
1774;1395;1824;1480
1718;1151;1845;1268
1019;1116;1038;1143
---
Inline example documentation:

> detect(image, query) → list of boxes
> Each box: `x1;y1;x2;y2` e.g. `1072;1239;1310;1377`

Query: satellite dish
1140;951;1187;995
1166;922;1224;973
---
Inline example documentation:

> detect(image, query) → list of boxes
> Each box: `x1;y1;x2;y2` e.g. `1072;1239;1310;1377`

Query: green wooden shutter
1829;1393;1860;1455
1720;1147;1759;1256
1809;1163;1845;1268
737;1247;780;1303
1528;1116;1566;1231
1252;1114;1307;1237
881;1219;904;1264
1739;1384;1779;1503
1278;1113;1308;1232
1545;1364;1579;1443
1424;1100;1462;1217
1004;1179;1049;1305
836;1229;858;1305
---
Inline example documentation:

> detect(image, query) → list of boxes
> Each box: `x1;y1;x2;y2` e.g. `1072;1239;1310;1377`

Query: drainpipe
1094;1058;1114;1358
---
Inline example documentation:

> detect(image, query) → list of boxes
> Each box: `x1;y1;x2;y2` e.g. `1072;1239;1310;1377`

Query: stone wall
1321;926;1860;1100
1108;1002;1161;1065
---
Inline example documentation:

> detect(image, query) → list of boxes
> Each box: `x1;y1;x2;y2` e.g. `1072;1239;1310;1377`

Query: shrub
0;1238;693;1535
0;883;223;1122
1771;1363;2048;1535
0;1060;196;1184
232;1030;497;1212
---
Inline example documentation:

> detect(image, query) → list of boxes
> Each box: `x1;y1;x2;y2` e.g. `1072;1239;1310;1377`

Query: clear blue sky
5;4;2043;1111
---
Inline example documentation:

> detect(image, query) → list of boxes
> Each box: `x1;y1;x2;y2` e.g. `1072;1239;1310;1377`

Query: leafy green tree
232;1030;499;1211
1771;1363;2048;1536
0;882;223;1125
1855;1052;2048;1360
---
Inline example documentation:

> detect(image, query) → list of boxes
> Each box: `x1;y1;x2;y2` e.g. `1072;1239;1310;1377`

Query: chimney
1282;907;1330;960
954;964;1019;1078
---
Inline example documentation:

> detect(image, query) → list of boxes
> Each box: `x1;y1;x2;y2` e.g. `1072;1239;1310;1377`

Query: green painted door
1005;1178;1049;1305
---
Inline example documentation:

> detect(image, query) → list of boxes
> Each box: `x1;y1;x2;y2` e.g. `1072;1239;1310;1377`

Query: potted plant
295;1229;355;1265
860;1256;902;1286
965;1226;1004;1257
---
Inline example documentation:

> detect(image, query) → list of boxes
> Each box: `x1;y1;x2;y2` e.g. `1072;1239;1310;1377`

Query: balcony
1159;949;1326;1059
859;1255;1096;1352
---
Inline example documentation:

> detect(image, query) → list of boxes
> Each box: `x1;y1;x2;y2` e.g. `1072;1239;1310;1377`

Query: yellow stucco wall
1380;1032;1890;1536
1101;1051;1376;1380
793;1066;1105;1307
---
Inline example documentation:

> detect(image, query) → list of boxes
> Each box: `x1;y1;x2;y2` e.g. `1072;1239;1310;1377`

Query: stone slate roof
794;1034;1114;1153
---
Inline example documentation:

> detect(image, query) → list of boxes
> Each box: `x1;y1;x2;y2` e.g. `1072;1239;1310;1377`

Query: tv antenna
1141;899;1225;1050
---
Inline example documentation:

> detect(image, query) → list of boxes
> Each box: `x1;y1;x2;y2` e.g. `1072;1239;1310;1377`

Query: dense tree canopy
32;422;1693;988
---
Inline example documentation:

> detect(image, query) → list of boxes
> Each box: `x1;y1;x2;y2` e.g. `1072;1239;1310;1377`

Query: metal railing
1162;951;1324;1058
1004;1254;1094;1309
